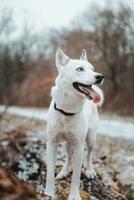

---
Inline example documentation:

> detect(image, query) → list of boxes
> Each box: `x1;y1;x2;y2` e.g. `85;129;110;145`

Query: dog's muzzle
73;75;104;103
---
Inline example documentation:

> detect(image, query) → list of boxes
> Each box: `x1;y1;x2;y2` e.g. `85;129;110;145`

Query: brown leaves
0;168;52;200
56;181;91;200
0;167;36;200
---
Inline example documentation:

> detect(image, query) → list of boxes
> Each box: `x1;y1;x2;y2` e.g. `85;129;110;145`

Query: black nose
95;74;104;83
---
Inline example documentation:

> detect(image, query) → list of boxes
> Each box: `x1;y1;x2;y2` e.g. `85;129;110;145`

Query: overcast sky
1;0;133;35
0;0;104;31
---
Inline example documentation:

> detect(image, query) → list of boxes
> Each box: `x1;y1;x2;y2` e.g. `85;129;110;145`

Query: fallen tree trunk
0;115;127;200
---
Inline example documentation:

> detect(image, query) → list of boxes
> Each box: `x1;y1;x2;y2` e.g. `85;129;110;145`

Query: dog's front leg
45;140;57;198
85;130;96;178
68;143;83;200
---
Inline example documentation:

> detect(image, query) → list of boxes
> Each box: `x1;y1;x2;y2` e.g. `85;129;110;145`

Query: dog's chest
57;117;76;134
50;116;79;143
53;131;76;144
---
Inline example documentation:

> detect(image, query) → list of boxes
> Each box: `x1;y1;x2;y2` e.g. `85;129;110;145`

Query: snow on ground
0;105;48;121
98;117;134;139
0;105;134;140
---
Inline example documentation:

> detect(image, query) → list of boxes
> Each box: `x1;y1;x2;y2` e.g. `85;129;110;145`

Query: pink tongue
88;87;101;103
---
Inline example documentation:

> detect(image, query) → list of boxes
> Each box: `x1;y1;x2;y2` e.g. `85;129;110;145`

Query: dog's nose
95;74;104;83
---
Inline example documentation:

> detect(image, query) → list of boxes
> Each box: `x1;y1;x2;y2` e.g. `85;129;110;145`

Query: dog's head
55;48;104;103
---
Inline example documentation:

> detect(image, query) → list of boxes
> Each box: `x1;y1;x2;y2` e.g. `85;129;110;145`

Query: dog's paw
85;169;96;179
67;194;82;200
56;170;69;179
45;188;55;199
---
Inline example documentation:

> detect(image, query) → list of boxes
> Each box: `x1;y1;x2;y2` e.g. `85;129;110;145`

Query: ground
0;111;133;200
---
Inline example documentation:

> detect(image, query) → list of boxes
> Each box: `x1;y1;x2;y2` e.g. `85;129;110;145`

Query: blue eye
76;67;84;72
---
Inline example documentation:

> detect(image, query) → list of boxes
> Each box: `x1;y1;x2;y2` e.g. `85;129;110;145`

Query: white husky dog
45;48;104;200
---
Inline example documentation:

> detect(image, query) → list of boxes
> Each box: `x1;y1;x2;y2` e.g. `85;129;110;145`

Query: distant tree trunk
110;65;118;94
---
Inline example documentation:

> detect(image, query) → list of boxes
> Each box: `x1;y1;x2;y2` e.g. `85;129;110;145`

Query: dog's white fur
45;49;104;200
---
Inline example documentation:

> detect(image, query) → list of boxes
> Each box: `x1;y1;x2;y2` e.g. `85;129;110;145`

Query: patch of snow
98;118;134;140
0;105;47;120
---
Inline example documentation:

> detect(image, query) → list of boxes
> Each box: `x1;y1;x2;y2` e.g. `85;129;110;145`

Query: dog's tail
92;85;104;107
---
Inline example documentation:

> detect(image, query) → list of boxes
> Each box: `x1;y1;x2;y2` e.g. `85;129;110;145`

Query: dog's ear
56;48;69;69
80;49;88;61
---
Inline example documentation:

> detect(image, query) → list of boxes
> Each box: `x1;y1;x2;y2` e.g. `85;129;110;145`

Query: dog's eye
76;67;84;72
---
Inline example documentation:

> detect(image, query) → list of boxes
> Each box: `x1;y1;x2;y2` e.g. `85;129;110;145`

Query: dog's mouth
73;82;101;103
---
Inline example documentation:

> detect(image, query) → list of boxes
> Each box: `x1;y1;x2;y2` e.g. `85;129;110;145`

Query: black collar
54;103;76;116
